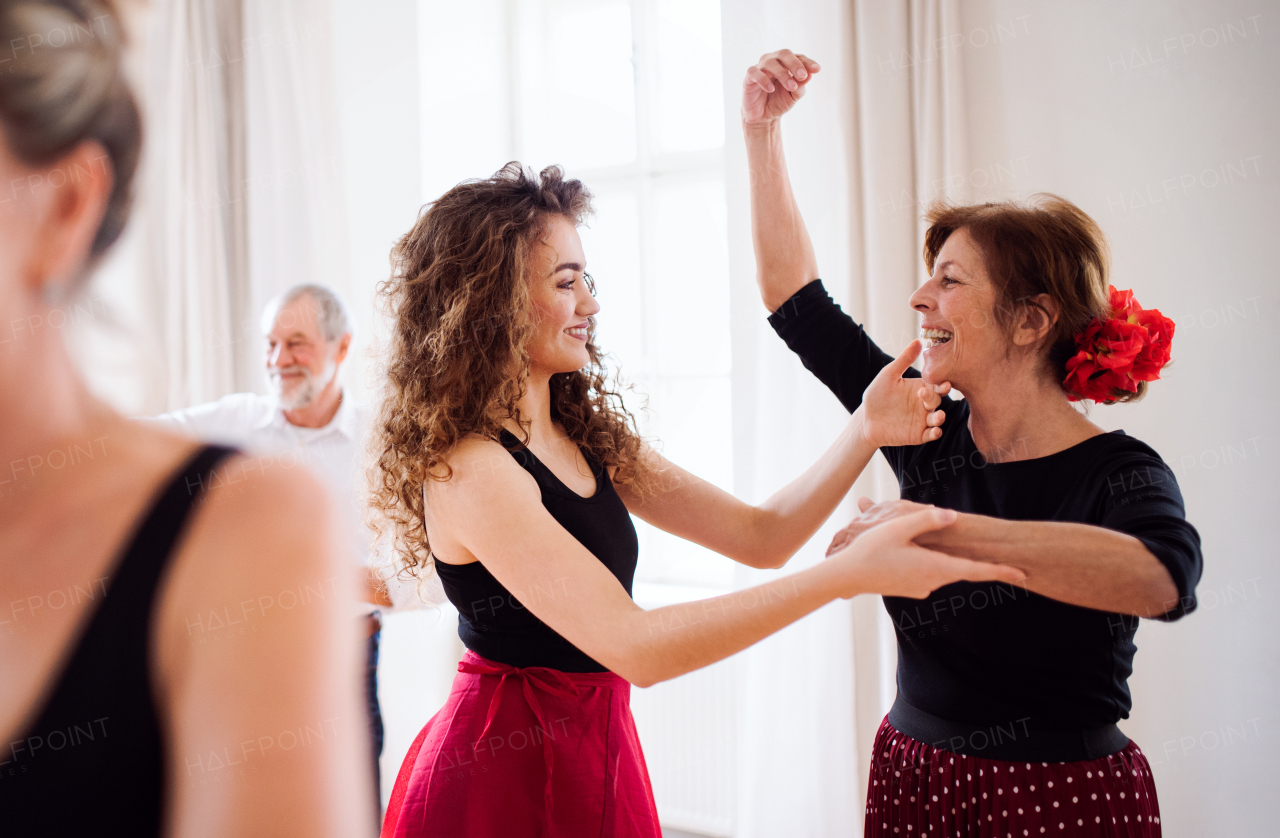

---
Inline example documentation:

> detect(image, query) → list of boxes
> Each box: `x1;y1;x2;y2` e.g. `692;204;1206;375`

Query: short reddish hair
923;194;1146;403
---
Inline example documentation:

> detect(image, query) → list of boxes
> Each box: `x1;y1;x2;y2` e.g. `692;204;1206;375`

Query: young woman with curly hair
371;162;1026;838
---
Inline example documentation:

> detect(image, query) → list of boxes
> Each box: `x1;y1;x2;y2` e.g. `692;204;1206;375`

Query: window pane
517;0;637;170
651;0;724;154
418;0;515;201
648;178;730;377
633;376;735;590
577;187;644;375
634;177;733;592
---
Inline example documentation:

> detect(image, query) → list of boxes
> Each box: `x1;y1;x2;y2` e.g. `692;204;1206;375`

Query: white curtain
241;0;349;388
722;0;967;832
136;0;347;410
140;0;246;408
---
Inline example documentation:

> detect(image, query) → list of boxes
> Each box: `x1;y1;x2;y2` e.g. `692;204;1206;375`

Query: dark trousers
367;623;384;824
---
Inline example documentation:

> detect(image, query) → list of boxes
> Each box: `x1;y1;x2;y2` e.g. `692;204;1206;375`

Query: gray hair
0;0;141;260
262;284;354;343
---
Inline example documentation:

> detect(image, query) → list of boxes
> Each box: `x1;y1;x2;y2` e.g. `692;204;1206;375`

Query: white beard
268;364;324;411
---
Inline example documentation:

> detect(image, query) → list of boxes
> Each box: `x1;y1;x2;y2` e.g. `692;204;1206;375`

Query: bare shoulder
445;433;520;471
181;456;345;581
427;434;538;505
116;420;337;551
420;435;542;568
154;456;352;661
146;451;370;835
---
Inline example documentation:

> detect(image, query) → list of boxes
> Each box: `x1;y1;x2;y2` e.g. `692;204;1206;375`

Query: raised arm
742;49;822;312
425;439;1024;689
743;50;920;415
616;340;947;569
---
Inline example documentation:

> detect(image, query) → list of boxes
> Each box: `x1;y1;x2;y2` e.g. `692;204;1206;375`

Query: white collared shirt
146;391;433;610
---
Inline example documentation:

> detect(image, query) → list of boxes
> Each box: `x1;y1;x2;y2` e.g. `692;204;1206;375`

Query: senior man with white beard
147;283;419;807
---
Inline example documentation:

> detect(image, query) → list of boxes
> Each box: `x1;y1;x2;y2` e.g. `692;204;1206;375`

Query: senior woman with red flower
744;50;1201;837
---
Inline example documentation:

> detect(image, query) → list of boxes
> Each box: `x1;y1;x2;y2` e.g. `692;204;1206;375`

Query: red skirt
865;717;1162;837
381;651;661;838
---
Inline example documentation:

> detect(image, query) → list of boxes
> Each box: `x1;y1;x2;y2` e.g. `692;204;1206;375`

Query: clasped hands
827;496;936;558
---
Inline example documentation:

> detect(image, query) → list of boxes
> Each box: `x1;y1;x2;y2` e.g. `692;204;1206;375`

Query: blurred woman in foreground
0;1;371;834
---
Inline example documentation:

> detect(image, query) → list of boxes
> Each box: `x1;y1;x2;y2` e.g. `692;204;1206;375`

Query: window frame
506;0;736;600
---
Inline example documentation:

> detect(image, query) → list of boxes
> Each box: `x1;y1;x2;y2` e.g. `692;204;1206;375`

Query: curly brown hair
369;162;650;578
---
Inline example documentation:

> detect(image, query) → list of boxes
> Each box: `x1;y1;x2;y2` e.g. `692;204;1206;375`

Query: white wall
955;1;1277;833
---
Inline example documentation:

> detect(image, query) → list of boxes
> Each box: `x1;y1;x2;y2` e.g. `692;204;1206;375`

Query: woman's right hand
742;49;821;126
856;339;950;448
824;508;1027;599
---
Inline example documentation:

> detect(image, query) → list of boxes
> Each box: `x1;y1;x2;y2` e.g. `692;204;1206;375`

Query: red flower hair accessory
1063;286;1175;403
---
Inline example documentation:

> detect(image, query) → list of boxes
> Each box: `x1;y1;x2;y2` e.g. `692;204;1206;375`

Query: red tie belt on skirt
381;651;662;838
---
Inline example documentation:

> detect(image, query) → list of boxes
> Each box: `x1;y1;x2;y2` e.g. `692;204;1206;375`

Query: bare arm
425;440;1023;689
157;461;371;838
742;50;823;312
916;514;1179;617
618;416;875;569
828;498;1180;617
617;340;947;569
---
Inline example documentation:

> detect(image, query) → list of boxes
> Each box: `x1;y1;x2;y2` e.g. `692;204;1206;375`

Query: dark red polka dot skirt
865;718;1161;837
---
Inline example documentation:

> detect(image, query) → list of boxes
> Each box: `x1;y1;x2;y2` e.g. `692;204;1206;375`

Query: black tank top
434;430;639;672
1;445;235;836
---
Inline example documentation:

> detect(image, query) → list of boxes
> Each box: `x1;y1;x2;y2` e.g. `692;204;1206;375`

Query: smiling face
525;215;600;378
264;293;347;410
908;228;1011;390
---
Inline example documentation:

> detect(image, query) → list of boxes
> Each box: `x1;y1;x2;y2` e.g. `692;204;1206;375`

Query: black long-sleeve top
769;280;1203;762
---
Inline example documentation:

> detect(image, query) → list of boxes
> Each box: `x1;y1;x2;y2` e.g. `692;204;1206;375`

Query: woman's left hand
825;496;934;556
855;340;952;448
